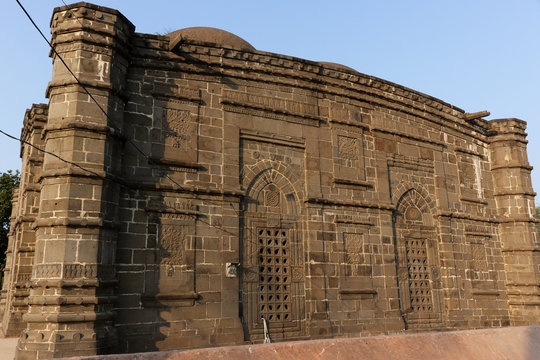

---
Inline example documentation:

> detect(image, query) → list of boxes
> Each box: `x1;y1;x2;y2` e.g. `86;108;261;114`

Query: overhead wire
11;1;307;340
14;0;231;207
11;0;271;254
0;128;104;180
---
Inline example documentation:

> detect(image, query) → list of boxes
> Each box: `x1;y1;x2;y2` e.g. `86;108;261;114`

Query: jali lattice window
405;239;433;313
257;228;291;323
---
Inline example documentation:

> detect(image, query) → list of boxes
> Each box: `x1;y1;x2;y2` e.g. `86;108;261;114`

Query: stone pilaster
488;118;540;325
0;187;19;330
15;3;133;359
1;104;47;336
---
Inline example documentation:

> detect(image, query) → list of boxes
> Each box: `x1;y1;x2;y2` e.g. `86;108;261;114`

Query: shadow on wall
114;63;241;352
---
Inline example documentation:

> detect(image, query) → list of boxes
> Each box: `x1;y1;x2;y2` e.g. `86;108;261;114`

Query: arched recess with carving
240;166;305;341
393;186;443;330
392;181;436;214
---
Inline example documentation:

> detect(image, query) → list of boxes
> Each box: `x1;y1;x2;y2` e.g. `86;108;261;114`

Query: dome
168;27;255;51
318;61;359;74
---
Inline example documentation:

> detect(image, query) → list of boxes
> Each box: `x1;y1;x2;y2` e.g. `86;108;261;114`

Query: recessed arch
395;187;435;228
240;164;305;341
393;186;442;330
393;182;436;215
243;166;300;215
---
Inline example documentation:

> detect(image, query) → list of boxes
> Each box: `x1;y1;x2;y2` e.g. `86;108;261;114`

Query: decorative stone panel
458;153;484;203
151;104;199;168
332;129;367;187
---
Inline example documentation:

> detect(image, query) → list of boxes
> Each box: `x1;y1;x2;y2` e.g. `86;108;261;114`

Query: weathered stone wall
2;2;539;359
1;105;47;337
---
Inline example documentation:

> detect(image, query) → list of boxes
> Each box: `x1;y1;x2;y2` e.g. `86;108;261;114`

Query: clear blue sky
1;1;539;201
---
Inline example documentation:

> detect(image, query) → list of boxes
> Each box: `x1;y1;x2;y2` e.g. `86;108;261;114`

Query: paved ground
60;326;540;360
2;326;540;359
0;337;17;360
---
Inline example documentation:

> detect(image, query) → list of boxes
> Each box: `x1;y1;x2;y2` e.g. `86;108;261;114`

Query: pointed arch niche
393;187;443;329
241;167;305;341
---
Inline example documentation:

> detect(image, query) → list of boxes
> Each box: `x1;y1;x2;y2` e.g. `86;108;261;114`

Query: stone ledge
333;178;373;189
501;247;540;252
329;117;370;129
32;217;121;230
23;310;115;323
460;196;488;205
488;134;529;144
240;129;305;149
44;120;127;141
437;211;498;223
455;146;486;159
498;217;540;224
509;300;540;306
305;197;394;211
27;295;117;306
126;181;245;198
340;289;377;298
373;127;446;147
29;278;118;289
493;190;536;197
333;217;373;226
141;292;199;307
465;232;493;237
148;157;202;170
491;163;533;171
471;289;500;296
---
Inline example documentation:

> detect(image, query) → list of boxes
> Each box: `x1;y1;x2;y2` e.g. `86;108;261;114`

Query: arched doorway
393;188;443;330
240;168;305;341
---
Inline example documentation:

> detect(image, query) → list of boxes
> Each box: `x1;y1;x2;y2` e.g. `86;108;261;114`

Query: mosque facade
1;2;539;359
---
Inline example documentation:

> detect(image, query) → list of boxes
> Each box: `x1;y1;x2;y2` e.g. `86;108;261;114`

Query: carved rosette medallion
344;233;364;264
164;109;192;149
160;224;187;265
338;136;359;167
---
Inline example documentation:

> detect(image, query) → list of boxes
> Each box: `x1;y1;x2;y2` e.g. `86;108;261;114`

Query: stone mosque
1;2;539;359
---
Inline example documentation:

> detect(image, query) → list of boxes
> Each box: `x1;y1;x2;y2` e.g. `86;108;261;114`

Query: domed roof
168;27;255;51
318;61;359;74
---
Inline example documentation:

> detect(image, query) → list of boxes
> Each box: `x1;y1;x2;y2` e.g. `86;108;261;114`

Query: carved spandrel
344;232;364;264
467;236;492;283
333;132;366;183
265;190;280;207
159;224;187;266
164;109;192;150
338;135;359;166
343;232;372;277
471;243;488;272
153;108;198;166
457;154;483;200
291;266;304;282
144;214;196;300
